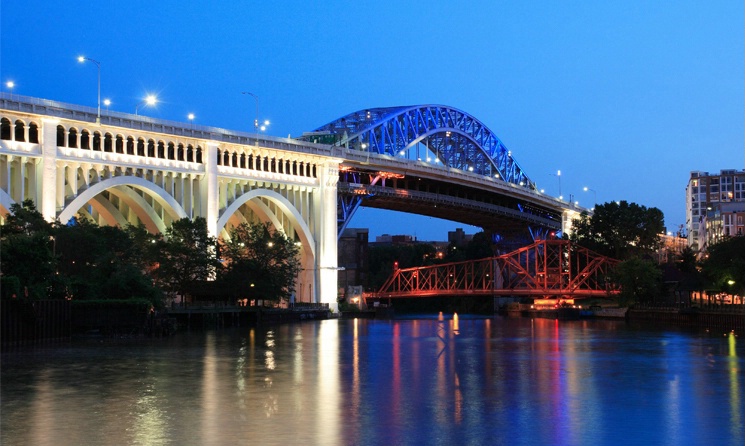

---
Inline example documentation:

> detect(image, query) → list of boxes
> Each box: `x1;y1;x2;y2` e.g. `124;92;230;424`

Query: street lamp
135;94;157;115
77;56;101;123
6;80;15;99
103;98;111;112
188;113;195;129
550;170;562;200
242;91;259;128
583;186;597;209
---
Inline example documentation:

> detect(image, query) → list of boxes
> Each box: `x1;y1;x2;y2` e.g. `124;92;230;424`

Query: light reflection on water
1;317;743;446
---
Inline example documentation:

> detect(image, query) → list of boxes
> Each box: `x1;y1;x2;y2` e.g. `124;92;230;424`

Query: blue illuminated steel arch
307;105;536;189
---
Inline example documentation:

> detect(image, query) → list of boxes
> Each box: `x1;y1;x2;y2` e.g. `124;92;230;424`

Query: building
685;169;745;254
337;228;369;292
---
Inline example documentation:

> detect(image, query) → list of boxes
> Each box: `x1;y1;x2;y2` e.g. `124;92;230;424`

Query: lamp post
583;186;597;209
550;170;562;200
77;56;101;123
135;94;157;115
6;81;14;99
242;92;260;146
188;113;195;129
103;98;111;113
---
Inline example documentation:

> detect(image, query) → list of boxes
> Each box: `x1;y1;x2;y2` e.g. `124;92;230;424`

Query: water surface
2;316;743;445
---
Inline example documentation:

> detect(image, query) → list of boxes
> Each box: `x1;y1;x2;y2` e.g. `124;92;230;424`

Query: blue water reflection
2;316;743;446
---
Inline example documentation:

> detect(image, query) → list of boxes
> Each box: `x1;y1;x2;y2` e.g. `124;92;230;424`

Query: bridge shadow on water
386;296;495;316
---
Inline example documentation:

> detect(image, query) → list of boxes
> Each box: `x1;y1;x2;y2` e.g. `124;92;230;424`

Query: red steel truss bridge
372;239;619;300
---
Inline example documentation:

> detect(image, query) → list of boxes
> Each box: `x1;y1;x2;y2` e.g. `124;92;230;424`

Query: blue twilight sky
1;1;743;241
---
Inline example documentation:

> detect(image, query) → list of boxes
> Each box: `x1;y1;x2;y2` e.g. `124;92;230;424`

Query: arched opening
147;139;155;157
157;141;165;158
68;128;79;148
92;131;102;151
292;161;297;176
248;154;254;170
231;152;238;167
57;125;66;147
137;138;145;156
195;146;202;163
14;120;25;142
115;135;124;153
187;145;194;162
127;137;135;155
223;151;230;166
270;158;276;173
167;142;175;160
104;133;113;152
0;118;11;140
177;144;184;161
29;123;39;144
239;153;246;169
81;130;91;149
216;149;222;165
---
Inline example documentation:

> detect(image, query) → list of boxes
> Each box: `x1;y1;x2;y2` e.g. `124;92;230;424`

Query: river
1;315;743;446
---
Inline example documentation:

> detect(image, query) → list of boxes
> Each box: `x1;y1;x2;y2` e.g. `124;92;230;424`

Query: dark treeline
0;200;300;308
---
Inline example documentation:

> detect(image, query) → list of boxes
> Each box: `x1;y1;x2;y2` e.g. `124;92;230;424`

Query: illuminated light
361;143;367;149
250;283;255;287
468;166;474;172
6;80;15;89
399;150;405;156
435;158;440;163
145;94;157;105
495;174;500;179
104;99;111;107
267;242;274;247
540;189;545;193
188;113;195;120
519;181;524;186
507;150;512;156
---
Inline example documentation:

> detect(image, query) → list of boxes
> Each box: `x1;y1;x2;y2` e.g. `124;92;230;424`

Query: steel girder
375;240;619;299
306;105;535;189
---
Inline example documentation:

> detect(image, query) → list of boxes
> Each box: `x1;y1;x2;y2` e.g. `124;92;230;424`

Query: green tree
701;236;745;298
152;217;220;301
54;217;162;305
219;222;301;302
613;257;662;306
0;200;55;299
570;200;664;260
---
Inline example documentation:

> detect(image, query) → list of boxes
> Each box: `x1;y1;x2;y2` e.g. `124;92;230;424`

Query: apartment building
686;169;745;253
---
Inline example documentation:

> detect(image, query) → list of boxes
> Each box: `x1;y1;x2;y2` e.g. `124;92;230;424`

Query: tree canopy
570;200;664;260
701;236;745;297
219;222;301;302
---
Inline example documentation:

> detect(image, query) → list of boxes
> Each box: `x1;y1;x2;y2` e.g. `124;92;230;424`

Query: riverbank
509;303;744;332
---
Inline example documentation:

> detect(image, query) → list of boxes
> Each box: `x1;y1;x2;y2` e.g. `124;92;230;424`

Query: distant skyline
1;1;742;241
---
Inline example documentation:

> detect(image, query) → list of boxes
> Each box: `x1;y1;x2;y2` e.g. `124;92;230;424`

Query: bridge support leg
315;163;340;312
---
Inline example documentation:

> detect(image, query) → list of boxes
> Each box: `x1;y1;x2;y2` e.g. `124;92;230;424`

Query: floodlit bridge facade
0;95;341;308
1;96;585;309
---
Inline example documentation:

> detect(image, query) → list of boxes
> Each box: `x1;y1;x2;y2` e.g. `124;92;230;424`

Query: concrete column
201;142;219;237
40;118;59;221
315;161;340;312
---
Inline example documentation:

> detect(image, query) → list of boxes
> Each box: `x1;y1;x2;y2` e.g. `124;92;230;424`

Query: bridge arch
305;105;535;189
216;189;315;259
58;176;187;233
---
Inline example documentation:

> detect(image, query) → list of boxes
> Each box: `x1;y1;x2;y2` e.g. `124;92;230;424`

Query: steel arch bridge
306;105;533;187
302;105;571;238
372;239;619;300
